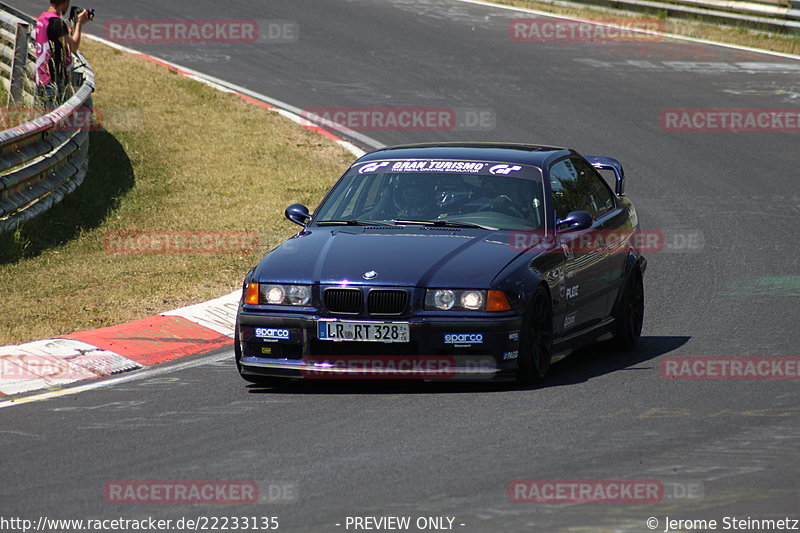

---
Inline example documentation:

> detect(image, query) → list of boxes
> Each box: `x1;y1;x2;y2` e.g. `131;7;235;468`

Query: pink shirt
35;11;71;85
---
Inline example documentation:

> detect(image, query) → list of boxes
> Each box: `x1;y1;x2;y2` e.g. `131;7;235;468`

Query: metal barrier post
9;21;28;105
789;0;800;20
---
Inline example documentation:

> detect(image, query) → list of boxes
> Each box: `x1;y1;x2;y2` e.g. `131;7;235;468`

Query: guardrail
0;2;94;235
541;0;800;32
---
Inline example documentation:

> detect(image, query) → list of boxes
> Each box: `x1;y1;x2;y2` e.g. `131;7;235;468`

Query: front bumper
237;310;523;381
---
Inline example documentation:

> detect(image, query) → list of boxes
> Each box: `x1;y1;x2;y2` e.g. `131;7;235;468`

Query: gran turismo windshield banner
354;160;542;180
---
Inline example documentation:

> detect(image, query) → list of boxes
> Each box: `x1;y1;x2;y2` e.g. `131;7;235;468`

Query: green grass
0;40;355;346
0;83;7;120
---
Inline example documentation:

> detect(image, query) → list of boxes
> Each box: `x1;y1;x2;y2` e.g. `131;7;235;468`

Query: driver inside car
391;174;442;219
452;176;541;227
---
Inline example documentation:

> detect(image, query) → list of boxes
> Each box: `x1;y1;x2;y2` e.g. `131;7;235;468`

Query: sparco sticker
255;327;290;340
444;333;484;344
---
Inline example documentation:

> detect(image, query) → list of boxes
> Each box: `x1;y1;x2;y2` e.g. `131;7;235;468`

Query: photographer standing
35;1;89;107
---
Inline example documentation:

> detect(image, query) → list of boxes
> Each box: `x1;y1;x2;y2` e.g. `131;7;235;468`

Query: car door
568;157;629;320
548;157;617;330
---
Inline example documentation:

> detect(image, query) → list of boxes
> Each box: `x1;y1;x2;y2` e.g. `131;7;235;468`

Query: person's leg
34;83;58;110
55;77;74;104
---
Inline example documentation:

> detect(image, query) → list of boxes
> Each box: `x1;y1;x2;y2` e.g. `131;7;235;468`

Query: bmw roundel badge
363;270;378;280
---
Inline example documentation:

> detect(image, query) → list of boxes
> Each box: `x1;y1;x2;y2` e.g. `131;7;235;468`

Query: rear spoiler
585;156;626;196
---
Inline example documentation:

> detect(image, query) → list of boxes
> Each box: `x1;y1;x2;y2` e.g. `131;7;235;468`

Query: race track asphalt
3;1;799;531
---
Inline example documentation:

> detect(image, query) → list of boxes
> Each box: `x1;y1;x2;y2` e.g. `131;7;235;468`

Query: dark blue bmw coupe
235;143;646;384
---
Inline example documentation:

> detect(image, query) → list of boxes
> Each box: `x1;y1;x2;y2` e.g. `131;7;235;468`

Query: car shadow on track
244;335;690;395
543;335;691;388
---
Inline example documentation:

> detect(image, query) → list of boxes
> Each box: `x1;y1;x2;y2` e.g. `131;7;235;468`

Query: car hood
253;227;536;287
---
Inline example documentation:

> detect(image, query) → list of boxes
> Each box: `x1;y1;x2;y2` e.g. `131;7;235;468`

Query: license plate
317;320;410;343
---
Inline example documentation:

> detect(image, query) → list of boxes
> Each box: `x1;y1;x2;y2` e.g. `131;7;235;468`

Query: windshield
313;159;545;230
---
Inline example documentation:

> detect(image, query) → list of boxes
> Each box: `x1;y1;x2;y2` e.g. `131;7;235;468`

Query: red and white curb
1;31;379;402
0;291;240;397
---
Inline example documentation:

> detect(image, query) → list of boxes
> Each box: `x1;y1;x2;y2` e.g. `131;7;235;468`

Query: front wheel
611;266;644;350
517;286;554;384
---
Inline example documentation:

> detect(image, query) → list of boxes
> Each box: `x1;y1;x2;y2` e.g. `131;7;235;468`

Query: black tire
517;286;554;384
612;266;644;350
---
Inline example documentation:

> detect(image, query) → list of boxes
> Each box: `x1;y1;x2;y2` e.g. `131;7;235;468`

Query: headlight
287;285;312;306
426;289;486;311
460;290;484;310
264;285;285;304
425;289;511;312
433;289;456;310
245;283;313;306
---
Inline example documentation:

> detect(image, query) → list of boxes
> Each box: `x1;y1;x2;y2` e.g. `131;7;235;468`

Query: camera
69;6;95;23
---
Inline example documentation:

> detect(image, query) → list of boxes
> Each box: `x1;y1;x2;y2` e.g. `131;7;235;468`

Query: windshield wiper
315;219;394;226
392;219;497;230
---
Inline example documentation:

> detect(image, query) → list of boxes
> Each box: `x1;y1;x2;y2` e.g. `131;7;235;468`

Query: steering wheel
478;194;525;219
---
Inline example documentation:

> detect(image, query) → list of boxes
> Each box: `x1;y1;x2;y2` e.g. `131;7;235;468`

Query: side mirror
557;211;593;232
285;204;311;227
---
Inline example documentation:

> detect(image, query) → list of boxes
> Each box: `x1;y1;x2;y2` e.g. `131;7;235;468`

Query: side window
548;159;594;219
570;158;616;218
